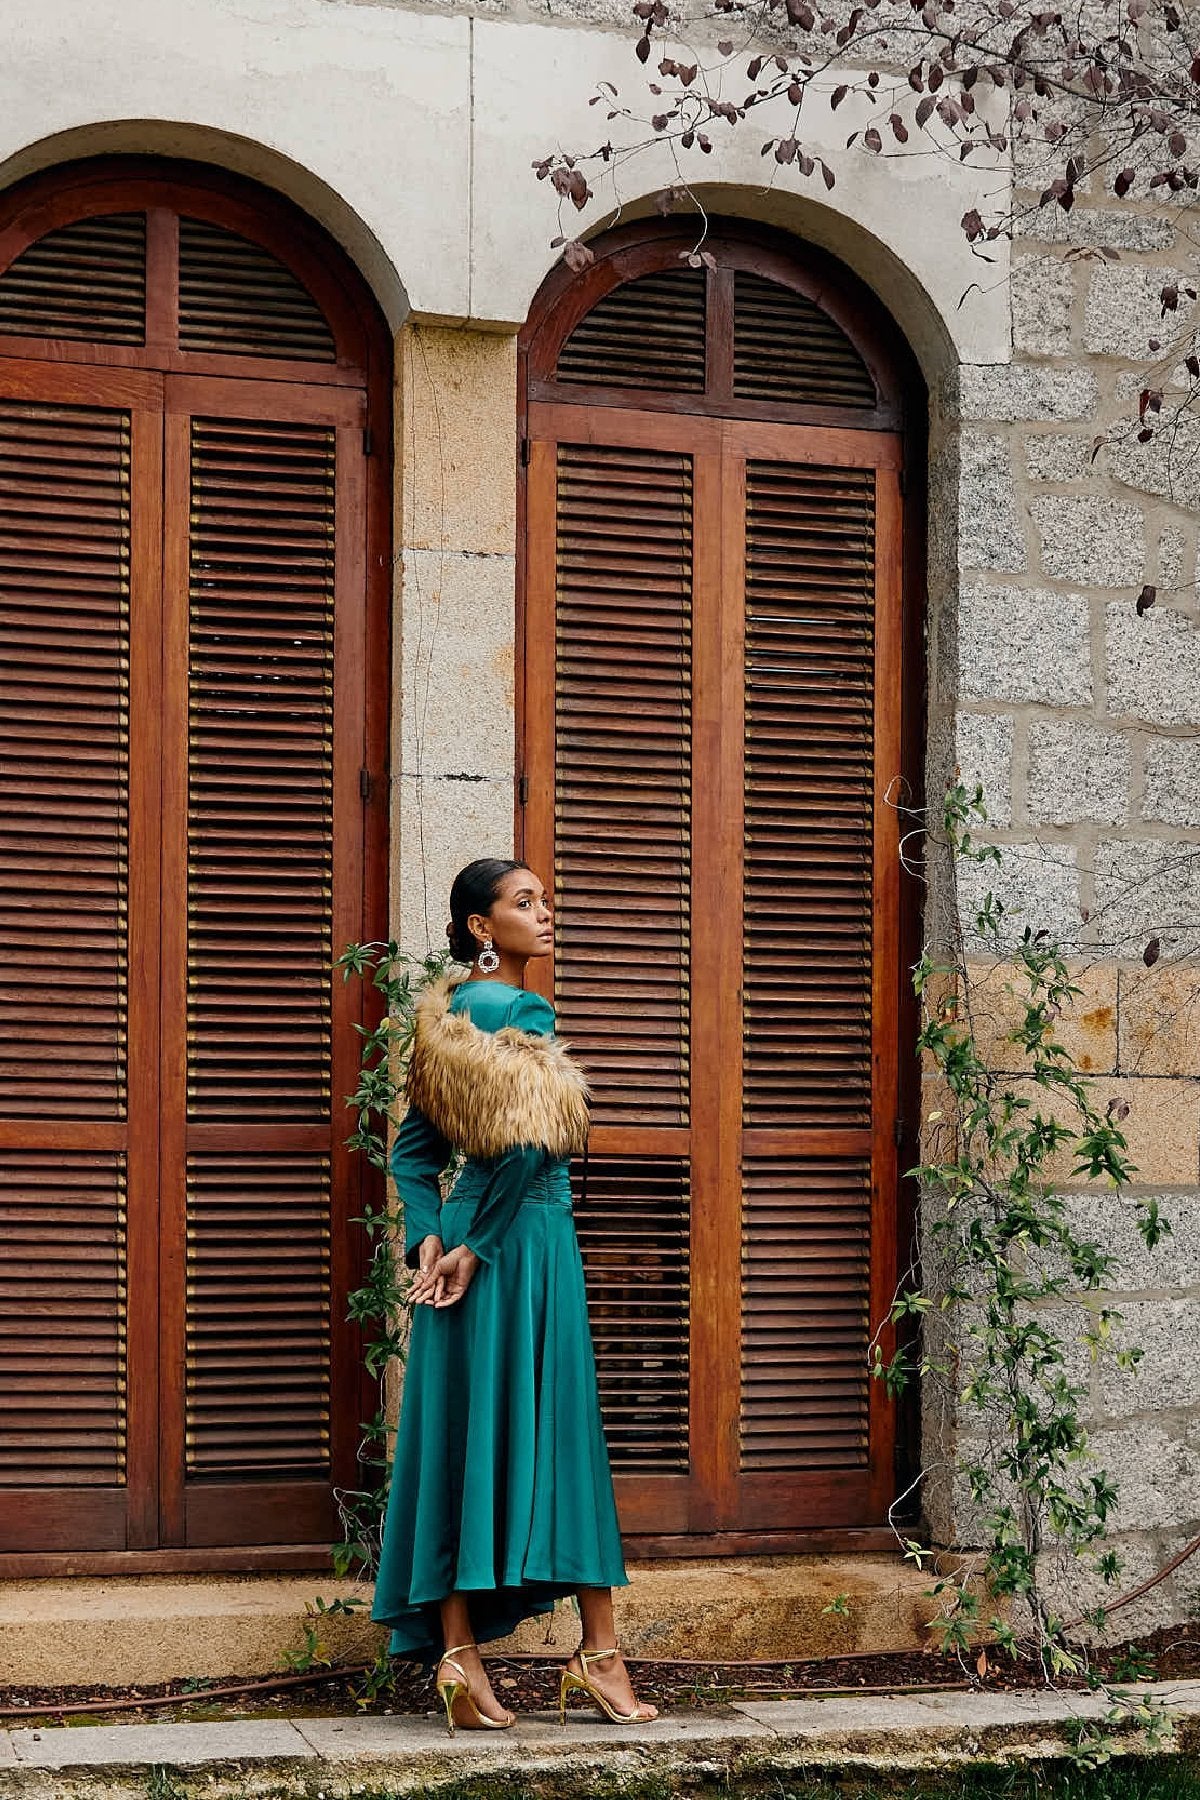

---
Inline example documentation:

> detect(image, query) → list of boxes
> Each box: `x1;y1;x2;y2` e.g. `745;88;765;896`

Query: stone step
3;1682;1198;1800
0;1554;945;1687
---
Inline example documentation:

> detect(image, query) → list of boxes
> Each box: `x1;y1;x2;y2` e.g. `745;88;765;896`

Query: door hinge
363;425;374;458
517;772;530;806
898;466;907;497
360;767;373;802
519;437;531;468
894;1113;905;1148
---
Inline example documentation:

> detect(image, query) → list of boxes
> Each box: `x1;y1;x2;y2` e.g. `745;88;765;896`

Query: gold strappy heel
558;1642;656;1725
435;1642;516;1736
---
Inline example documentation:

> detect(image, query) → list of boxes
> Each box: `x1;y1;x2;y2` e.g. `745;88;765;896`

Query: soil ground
377;1765;1200;1798
2;1624;1198;1730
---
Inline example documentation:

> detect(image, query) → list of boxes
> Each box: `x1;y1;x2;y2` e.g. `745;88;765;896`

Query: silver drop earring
476;936;501;974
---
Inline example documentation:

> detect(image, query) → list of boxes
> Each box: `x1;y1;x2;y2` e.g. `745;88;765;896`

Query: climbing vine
331;940;451;1586
290;944;451;1700
875;782;1175;1761
322;792;1178;1747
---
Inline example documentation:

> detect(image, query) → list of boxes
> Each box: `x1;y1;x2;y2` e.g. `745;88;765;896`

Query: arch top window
0;156;390;1566
0;164;368;377
519;214;924;1547
529;223;903;428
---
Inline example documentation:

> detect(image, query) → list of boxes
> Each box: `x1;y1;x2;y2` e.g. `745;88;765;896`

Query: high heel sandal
435;1642;516;1736
558;1643;655;1726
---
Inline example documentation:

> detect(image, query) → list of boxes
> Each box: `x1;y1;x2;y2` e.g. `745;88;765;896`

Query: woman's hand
408;1235;445;1308
426;1244;481;1308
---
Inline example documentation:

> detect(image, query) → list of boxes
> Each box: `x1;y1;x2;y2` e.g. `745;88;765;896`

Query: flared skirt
370;1192;628;1661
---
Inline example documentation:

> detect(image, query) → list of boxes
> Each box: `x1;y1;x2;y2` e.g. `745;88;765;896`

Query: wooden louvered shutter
158;380;368;1548
556;269;707;393
527;414;900;1536
178;220;337;362
523;234;911;1545
732;273;876;409
0;167;387;1565
0;366;164;1550
0;216;146;344
731;427;901;1529
530;433;696;1527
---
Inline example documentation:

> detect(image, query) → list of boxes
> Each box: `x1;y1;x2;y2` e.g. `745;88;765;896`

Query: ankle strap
442;1642;476;1658
580;1643;621;1665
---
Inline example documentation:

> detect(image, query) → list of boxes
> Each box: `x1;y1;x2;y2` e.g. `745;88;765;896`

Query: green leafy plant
1108;1645;1158;1685
291;945;449;1701
282;1594;370;1674
331;942;451;1584
144;1771;188;1800
874;783;1171;1713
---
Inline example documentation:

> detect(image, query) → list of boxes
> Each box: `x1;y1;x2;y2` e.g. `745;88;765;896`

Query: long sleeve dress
370;976;629;1661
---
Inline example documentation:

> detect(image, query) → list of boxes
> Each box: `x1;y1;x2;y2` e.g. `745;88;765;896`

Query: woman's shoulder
503;987;556;1035
449;980;556;1036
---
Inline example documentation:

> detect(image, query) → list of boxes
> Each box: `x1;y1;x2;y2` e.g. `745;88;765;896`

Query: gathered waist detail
446;1153;573;1212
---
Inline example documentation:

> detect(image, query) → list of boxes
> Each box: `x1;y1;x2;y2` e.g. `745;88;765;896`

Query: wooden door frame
0;158;393;1578
515;217;927;1559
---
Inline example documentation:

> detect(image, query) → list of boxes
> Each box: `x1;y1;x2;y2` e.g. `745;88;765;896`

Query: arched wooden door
0;160;390;1563
519;221;923;1551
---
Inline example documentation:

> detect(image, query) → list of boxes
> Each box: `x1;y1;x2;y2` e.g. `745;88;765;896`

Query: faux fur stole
404;973;591;1161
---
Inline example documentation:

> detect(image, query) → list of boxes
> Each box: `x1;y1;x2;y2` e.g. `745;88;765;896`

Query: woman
371;858;657;1733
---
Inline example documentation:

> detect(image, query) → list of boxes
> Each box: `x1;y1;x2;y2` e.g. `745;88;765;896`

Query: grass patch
355;1760;1200;1800
754;1760;1200;1799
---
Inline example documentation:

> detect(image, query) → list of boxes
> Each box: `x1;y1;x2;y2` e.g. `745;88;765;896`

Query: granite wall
921;168;1200;1619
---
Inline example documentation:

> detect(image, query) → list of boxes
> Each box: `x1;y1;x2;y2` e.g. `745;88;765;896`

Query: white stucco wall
0;0;1009;365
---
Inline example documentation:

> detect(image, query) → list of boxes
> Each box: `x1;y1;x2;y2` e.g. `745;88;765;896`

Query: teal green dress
371;978;629;1661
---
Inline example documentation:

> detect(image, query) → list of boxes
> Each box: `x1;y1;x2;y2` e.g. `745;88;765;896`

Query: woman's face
470;868;554;962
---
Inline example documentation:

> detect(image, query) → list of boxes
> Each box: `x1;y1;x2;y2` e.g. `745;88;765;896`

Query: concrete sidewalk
2;1681;1199;1796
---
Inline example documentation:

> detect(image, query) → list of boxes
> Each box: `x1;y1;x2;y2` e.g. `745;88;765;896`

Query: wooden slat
553;442;692;1126
739;1155;872;1472
0;398;131;1120
327;419;372;1496
733;272;876;408
185;1479;335;1546
0;216;145;346
866;461;905;1521
185;1153;331;1476
178;218;336;363
741;459;877;1128
0;1151;127;1484
123;402;167;1549
185;416;336;1122
685;445;743;1533
573;1156;690;1472
556;269;706;392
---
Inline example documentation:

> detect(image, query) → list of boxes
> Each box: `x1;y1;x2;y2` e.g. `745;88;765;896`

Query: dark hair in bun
446;858;530;963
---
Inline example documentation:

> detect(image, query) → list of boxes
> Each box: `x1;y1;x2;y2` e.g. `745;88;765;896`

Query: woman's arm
461;1143;544;1263
415;1144;546;1307
389;1102;453;1270
421;988;558;1304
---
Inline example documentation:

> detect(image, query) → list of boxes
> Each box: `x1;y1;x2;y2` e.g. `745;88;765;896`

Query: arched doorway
0;158;391;1564
518;219;925;1550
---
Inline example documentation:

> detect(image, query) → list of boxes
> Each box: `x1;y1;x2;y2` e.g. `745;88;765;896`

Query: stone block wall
392;323;521;953
936;190;1200;957
922;174;1200;1618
